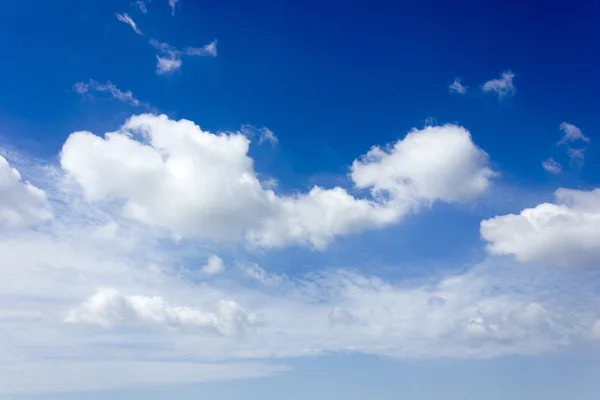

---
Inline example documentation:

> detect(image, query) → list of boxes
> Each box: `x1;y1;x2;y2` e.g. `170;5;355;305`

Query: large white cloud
481;188;600;268
0;155;52;227
350;124;496;204
60;115;495;248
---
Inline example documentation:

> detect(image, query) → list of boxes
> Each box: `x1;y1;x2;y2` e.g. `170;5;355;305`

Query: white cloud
169;0;179;15
482;70;515;99
542;158;562;174
1;204;599;393
0;155;52;227
481;187;600;268
156;55;182;74
116;13;143;35
134;0;148;13
557;122;590;145
350;124;497;204
73;79;146;107
150;39;216;75
449;78;468;94
65;288;261;337
201;255;225;275
59;116;495;249
239;262;286;286
185;40;218;57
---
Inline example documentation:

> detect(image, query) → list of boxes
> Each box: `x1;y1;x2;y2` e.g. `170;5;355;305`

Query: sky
1;0;600;399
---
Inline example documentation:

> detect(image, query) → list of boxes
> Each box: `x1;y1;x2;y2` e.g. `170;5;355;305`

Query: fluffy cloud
482;70;515;99
542;158;562;174
201;255;225;275
449;78;468;94
60;115;495;248
350;124;496;204
116;12;143;35
481;187;600;268
65;288;261;337
74;79;146;107
0;155;51;227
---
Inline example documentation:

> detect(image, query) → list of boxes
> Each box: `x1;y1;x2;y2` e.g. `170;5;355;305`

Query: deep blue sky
2;0;598;273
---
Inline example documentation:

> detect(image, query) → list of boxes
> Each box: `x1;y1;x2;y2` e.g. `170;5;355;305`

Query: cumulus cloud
482;70;515;99
0;156;52;227
65;288;261;337
350;124;497;204
116;13;143;35
60;116;495;249
73;79;146;107
557;122;589;145
481;187;600;268
542;158;562;174
201;255;225;275
449;78;468;94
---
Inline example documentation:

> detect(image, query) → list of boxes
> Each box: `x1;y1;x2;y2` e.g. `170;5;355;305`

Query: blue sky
1;0;600;399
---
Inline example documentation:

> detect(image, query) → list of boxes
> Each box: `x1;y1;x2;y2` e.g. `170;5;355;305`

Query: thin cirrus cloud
59;114;496;249
482;70;516;99
449;78;468;94
169;0;179;15
150;39;217;74
73;79;148;108
116;12;143;35
134;0;148;13
557;122;590;145
541;158;562;174
241;124;279;146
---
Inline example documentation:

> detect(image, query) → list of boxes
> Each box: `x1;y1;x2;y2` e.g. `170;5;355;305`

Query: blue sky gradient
1;0;600;399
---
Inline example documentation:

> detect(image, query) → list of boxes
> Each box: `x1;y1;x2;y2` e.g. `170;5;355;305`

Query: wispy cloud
185;40;218;57
482;70;515;99
567;147;586;168
73;80;147;108
557;122;590;145
449;78;468;94
116;13;143;35
150;39;217;74
133;0;148;13
169;0;179;15
541;158;562;174
241;125;278;146
156;56;182;75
